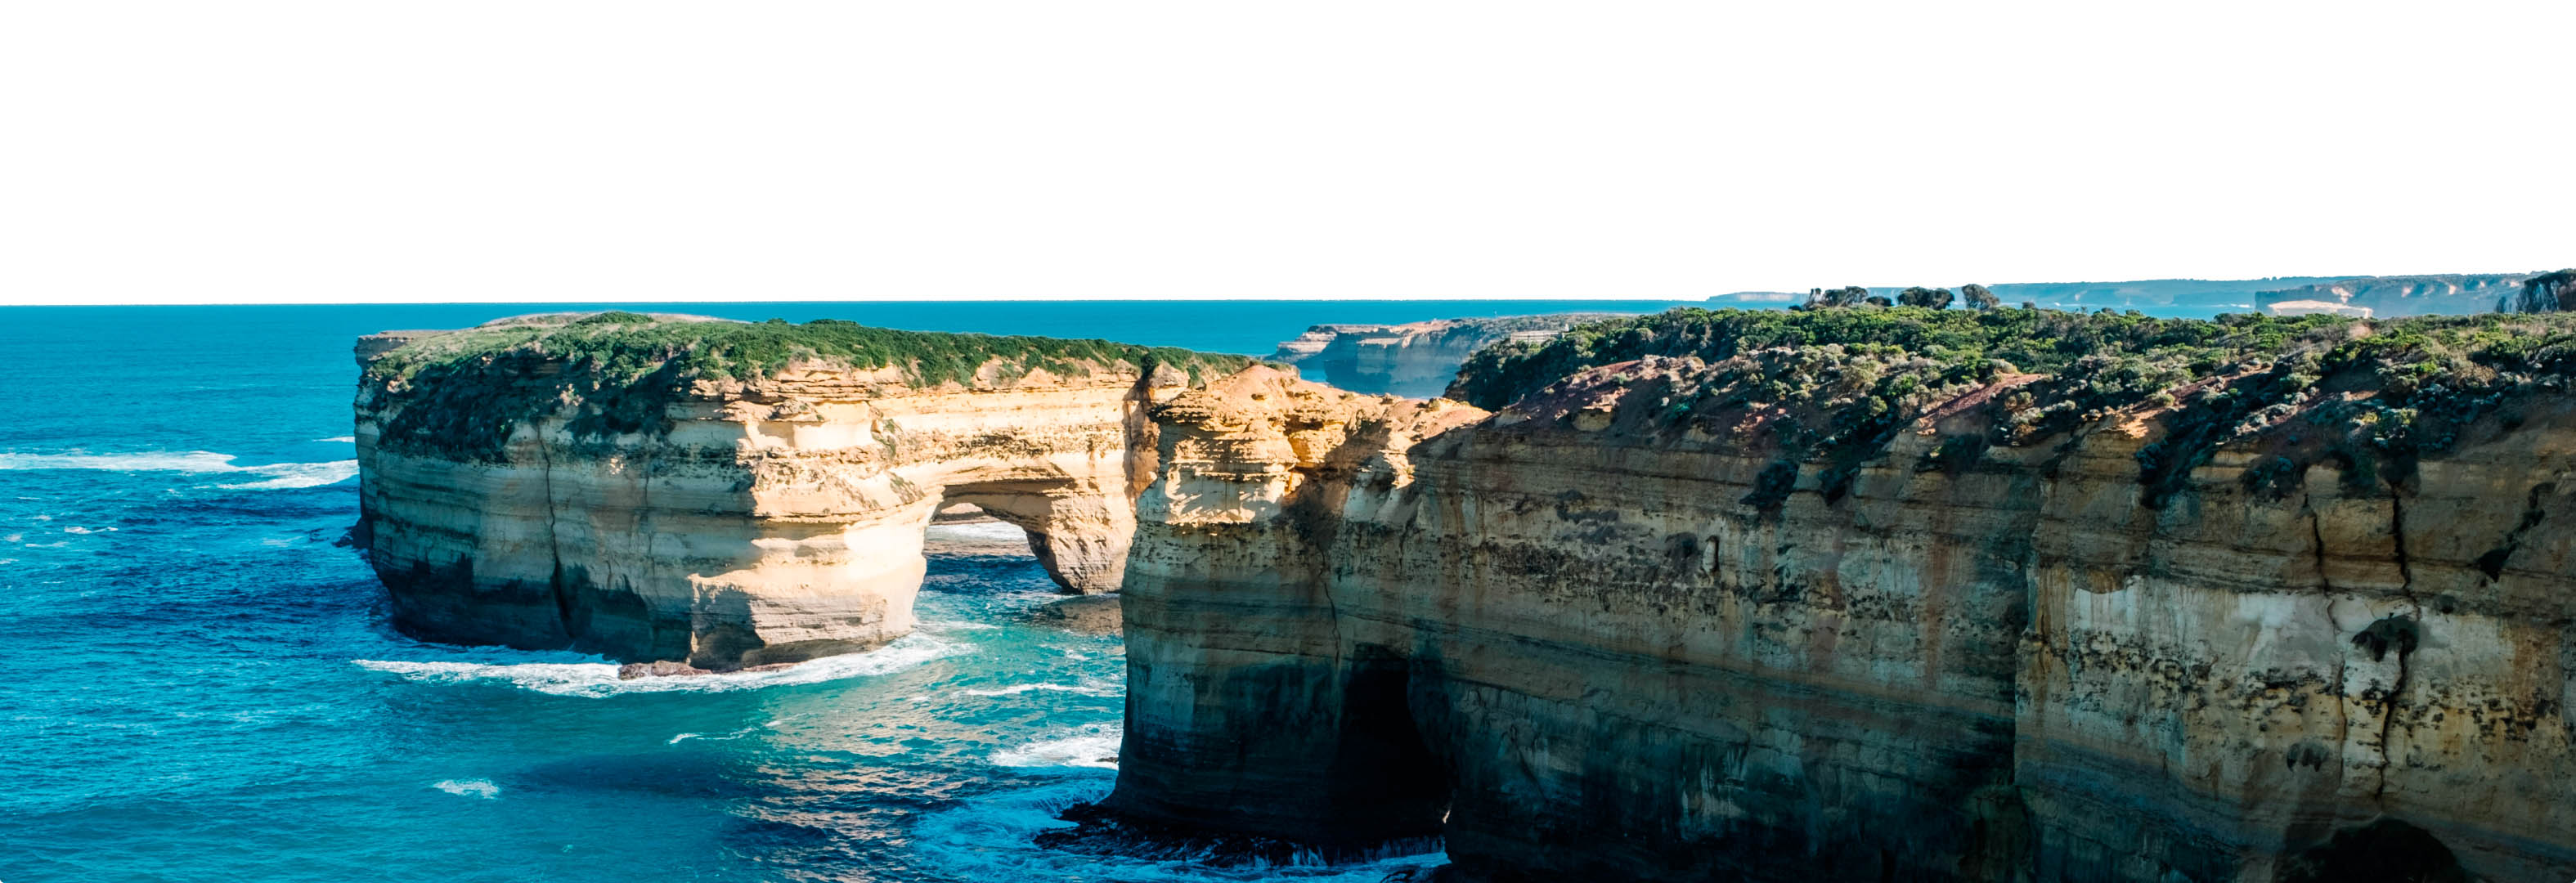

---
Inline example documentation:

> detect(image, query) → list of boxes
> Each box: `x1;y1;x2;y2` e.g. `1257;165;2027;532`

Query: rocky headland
354;305;2576;881
2255;273;2546;319
352;312;1249;670
1268;314;1620;397
1096;307;2576;881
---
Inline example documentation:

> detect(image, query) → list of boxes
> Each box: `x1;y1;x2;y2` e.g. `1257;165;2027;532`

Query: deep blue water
0;300;1703;883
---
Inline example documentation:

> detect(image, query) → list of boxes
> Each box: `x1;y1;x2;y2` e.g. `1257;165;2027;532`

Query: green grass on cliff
366;312;1254;460
1456;307;2576;505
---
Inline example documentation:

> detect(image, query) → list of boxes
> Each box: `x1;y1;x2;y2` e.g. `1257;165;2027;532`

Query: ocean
0;300;1699;883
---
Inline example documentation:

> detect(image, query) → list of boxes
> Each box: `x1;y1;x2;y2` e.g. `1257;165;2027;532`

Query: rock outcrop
1268;315;1620;397
354;312;1247;670
1101;310;2576;881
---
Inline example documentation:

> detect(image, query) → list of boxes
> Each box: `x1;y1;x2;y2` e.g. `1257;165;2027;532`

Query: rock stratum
1102;307;2576;881
353;312;1250;670
1268;314;1619;397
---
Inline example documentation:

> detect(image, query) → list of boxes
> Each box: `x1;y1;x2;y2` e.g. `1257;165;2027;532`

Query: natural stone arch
355;316;1231;671
940;477;1134;594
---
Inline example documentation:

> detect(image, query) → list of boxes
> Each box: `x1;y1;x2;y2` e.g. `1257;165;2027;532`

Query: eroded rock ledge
353;312;1250;670
1105;309;2576;882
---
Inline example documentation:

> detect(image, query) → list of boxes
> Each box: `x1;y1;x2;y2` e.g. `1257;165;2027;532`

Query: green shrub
366;314;1255;460
1456;307;2576;506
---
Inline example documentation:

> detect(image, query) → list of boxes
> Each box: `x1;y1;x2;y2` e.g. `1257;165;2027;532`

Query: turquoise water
0;301;1699;883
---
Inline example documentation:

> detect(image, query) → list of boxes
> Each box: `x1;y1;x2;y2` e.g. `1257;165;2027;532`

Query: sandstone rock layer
1109;364;2576;882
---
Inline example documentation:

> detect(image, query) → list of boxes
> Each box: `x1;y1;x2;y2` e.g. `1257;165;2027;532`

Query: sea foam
0;450;357;490
955;679;1118;699
353;634;963;698
433;779;501;799
990;723;1123;770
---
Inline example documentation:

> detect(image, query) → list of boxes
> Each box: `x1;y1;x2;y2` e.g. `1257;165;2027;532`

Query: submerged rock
615;659;796;679
1024;594;1122;636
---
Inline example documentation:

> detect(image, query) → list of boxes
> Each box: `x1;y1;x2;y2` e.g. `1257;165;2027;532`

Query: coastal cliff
1103;308;2576;881
2256;273;2541;319
1269;315;1616;397
353;312;1249;670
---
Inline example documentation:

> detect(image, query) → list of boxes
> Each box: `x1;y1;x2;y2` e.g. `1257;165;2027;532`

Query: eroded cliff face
1269;315;1613;397
1107;361;2576;881
355;315;1230;670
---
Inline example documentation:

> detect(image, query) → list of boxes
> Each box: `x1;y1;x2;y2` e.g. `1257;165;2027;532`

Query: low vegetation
366;312;1254;460
1456;307;2576;505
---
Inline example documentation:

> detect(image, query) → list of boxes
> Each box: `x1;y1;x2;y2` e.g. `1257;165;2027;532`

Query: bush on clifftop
366;313;1254;461
1455;307;2576;504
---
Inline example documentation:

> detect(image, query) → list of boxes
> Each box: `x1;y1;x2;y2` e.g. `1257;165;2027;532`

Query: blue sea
0;300;1705;883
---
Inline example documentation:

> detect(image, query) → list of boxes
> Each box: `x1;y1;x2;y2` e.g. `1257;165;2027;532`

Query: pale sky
3;1;2569;305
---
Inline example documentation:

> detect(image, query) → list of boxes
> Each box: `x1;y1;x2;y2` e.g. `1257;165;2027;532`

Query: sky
2;1;2569;305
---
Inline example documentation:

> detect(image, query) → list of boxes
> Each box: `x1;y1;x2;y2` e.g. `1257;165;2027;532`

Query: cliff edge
1105;307;2576;881
353;312;1250;670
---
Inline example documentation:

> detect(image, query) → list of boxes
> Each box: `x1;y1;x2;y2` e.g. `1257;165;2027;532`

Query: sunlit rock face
1107;362;2576;882
353;315;1232;670
1268;315;1613;397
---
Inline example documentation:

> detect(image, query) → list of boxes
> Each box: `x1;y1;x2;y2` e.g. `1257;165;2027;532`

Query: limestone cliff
354;312;1249;670
1104;308;2576;881
2256;273;2542;318
1268;314;1619;397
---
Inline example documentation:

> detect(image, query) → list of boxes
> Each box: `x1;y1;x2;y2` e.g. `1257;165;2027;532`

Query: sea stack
352;312;1249;670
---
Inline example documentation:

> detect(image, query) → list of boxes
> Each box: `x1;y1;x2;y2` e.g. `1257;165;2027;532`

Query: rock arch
357;343;1198;670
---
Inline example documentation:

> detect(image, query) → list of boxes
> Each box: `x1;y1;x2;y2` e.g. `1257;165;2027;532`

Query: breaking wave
0;450;357;490
353;634;964;698
990;723;1124;770
958;679;1118;699
433;779;501;799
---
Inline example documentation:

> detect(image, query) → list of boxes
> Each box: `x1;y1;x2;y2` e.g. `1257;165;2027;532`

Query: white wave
218;459;359;490
354;633;963;698
990;724;1124;770
956;679;1118;698
923;521;1029;543
0;450;357;491
61;526;114;534
667;724;762;745
318;436;357;443
433;778;500;799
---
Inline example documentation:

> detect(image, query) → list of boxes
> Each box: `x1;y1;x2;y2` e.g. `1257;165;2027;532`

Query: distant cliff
1268;314;1623;397
353;312;1249;670
1100;307;2576;881
2256;273;2540;318
1717;278;2345;312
